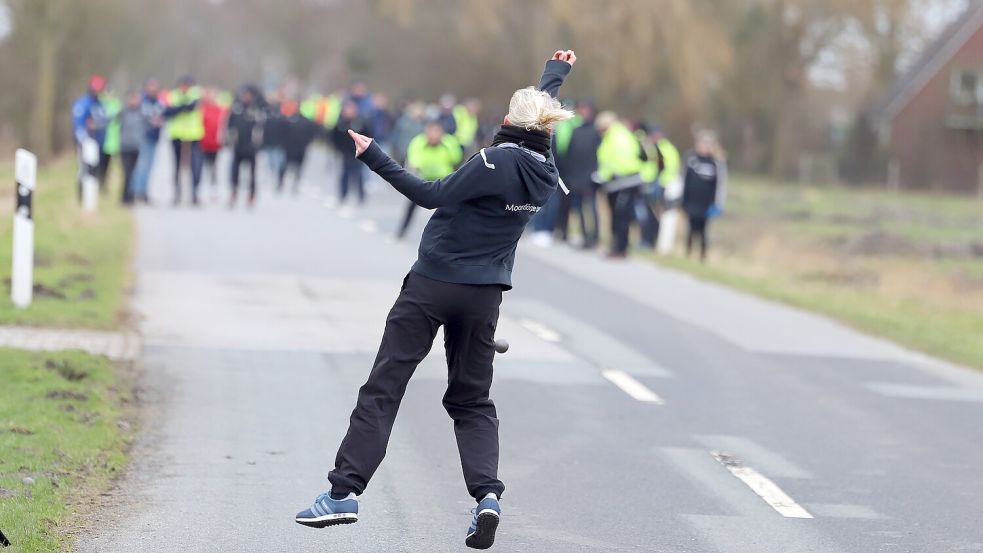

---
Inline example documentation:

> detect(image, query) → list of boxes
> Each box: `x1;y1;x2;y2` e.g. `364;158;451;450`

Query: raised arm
538;50;577;98
346;49;576;207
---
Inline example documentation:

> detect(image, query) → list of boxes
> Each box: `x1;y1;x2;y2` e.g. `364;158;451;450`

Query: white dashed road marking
519;319;562;343
601;369;664;404
711;451;813;519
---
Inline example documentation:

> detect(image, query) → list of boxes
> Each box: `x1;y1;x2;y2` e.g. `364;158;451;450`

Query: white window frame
950;69;983;106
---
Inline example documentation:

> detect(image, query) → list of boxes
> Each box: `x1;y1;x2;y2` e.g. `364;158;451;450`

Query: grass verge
643;175;983;369
0;349;134;552
1;155;136;550
0;158;133;328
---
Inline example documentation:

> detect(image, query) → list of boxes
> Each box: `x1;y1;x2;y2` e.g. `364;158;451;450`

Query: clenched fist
551;50;577;67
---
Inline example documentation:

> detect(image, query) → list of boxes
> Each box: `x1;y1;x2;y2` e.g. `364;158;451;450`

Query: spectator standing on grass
116;90;148;206
72;75;109;196
682;130;728;261
100;88;122;194
131;79;165;204
595;111;645;258
633;122;663;249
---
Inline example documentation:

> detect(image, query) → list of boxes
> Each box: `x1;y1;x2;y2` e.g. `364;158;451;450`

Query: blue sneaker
295;492;358;528
465;493;501;549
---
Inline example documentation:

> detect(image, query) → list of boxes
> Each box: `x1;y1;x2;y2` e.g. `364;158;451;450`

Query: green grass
642;175;983;370
0;158;133;328
0;349;133;552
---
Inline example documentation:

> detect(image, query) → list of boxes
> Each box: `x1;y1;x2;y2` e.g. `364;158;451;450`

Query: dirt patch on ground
44;359;89;382
58;273;96;288
1;278;68;299
46;390;90;402
63;359;147;550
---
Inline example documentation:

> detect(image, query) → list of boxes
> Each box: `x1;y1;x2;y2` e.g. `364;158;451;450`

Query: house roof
876;1;983;123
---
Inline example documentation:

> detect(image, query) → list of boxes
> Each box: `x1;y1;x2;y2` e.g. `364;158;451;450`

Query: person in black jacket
560;100;602;248
277;101;319;195
294;50;577;550
331;101;371;205
263;98;290;186
225;85;266;208
682;130;727;260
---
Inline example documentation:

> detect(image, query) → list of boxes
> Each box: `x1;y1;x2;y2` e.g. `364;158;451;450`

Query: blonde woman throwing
295;50;577;550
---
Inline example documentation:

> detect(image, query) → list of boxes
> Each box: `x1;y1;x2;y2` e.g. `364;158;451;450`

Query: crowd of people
525;101;728;260
71;73;726;259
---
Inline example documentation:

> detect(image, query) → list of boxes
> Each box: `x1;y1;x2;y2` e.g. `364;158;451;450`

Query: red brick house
876;3;983;193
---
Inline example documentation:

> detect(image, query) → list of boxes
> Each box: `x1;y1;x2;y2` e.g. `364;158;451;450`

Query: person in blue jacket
294;49;578;550
72;75;109;193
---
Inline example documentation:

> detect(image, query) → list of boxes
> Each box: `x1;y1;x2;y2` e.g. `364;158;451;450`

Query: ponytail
507;87;574;133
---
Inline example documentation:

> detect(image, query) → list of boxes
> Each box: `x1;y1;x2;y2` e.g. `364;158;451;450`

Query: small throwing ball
494;338;510;354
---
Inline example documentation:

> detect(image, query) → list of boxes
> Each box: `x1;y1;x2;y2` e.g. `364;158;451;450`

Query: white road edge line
711;451;813;519
518;319;562;343
601;369;664;404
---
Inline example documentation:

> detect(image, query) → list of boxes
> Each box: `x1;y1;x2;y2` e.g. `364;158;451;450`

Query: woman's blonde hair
507;87;574;132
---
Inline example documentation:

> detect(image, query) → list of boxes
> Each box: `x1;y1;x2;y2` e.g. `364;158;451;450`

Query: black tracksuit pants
329;272;506;501
119;150;139;205
230;152;257;199
609;186;640;255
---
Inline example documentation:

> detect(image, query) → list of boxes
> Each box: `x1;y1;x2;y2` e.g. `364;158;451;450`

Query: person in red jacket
200;88;228;197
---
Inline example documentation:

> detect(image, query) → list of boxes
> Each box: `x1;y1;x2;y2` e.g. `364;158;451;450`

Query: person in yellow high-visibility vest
595;111;645;258
321;93;342;130
395;120;463;239
453;99;481;156
164;75;205;205
300;93;321;122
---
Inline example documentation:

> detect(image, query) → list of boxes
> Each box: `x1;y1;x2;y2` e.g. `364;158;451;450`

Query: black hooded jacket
357;59;572;289
226;100;266;156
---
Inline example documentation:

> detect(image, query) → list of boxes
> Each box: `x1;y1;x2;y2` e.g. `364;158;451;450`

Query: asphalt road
78;147;983;552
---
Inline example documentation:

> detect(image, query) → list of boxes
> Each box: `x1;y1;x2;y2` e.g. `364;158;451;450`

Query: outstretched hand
348;129;373;157
551;50;577;67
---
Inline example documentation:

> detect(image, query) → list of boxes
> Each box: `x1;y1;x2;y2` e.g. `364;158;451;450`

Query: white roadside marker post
81;137;100;212
12;149;37;308
656;175;683;255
